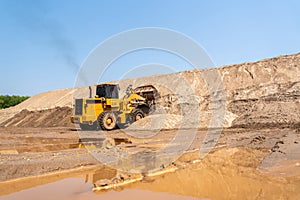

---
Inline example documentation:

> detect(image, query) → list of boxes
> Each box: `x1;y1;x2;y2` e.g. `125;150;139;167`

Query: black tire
98;112;117;131
79;122;98;131
131;109;145;122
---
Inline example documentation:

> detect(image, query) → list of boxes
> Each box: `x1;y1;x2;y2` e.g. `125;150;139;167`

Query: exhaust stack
89;86;92;98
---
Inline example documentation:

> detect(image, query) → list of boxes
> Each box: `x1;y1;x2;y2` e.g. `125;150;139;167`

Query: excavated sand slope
1;53;299;128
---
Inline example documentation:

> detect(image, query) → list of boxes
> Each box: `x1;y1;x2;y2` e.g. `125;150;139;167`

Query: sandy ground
0;53;298;199
0;126;299;199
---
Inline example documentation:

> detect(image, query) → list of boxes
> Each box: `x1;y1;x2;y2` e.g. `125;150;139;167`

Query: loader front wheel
98;112;117;131
132;109;145;122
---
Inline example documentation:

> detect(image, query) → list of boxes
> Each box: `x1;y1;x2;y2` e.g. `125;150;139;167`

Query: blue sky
0;0;299;96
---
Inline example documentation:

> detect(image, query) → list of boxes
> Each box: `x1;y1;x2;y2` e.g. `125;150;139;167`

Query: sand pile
127;114;182;131
0;107;73;128
0;52;299;129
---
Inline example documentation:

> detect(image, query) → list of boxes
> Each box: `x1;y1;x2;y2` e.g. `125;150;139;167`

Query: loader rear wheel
98;112;117;130
132;109;145;122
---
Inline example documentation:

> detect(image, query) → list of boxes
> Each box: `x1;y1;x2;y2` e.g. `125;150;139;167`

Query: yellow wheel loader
70;83;157;131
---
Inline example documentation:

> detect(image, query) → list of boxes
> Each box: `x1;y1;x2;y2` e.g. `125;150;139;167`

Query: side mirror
95;95;99;98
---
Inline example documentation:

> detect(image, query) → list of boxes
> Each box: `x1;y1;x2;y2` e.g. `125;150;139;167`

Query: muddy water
1;147;300;200
1;164;299;200
0;177;197;200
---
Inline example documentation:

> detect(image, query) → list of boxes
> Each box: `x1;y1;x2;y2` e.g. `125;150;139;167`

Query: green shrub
0;95;30;109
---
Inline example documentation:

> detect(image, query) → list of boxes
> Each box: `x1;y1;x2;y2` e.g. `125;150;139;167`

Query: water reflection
0;177;198;200
1;150;300;200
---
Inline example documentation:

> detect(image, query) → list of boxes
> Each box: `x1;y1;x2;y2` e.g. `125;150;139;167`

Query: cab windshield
96;85;119;98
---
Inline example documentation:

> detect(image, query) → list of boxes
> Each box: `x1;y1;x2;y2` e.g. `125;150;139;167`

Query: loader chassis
70;84;157;130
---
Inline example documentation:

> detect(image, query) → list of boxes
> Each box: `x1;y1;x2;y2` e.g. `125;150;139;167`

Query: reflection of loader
70;83;158;130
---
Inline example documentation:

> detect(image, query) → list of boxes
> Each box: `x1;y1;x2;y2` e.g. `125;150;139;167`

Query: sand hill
1;53;299;129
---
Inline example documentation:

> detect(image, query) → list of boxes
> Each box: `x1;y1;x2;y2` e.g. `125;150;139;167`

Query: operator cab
96;84;119;99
